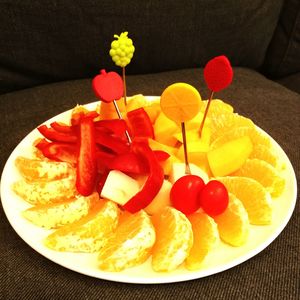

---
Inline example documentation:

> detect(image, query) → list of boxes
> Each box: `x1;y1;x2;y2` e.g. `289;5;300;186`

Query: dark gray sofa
1;1;299;299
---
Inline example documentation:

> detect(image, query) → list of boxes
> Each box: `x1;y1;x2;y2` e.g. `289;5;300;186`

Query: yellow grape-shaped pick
109;32;135;68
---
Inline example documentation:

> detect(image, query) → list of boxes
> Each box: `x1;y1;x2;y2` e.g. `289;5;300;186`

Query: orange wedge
210;126;271;150
22;192;99;229
214;193;250;246
200;99;234;117
15;156;74;182
98;210;155;272
249;144;280;169
233;159;285;197
151;207;193;272
12;175;76;205
210;113;254;141
45;199;120;253
217;176;272;225
186;211;219;270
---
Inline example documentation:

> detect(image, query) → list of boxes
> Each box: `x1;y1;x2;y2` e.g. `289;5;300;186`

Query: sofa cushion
276;72;300;94
0;0;283;94
262;0;300;78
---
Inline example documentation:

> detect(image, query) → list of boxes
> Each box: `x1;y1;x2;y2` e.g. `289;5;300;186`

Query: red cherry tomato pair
170;175;229;217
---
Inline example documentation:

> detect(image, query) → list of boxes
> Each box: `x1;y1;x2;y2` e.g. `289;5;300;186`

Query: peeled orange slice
98;210;155;272
214;193;250;246
210;113;254;141
200;99;233;117
45;200;120;253
12;175;76;205
186;211;219;270
234;159;285;197
15;156;74;182
217;176;272;225
249;144;280;169
151;207;193;272
210;126;271;150
22;192;99;229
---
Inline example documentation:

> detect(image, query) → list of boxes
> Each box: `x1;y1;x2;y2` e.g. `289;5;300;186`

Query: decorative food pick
109;32;135;105
92;69;132;143
160;83;202;174
199;55;233;136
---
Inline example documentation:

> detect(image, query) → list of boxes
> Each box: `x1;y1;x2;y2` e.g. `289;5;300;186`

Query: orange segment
186;211;219;270
210;113;254;141
151;207;193;272
15;156;74;182
217;176;272;225
200;99;234;117
98;210;155;272
249;144;280;169
22;192;99;229
214;193;250;246
160;83;202;123
233;159;285;197
210;126;271;150
44;200;120;253
12;175;76;205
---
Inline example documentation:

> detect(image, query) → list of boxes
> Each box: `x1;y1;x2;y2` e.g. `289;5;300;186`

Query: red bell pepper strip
95;129;130;154
76;117;97;196
50;121;74;134
35;138;51;151
109;152;149;175
153;150;170;162
38;125;77;143
40;142;78;164
94;119;127;136
127;108;155;139
123;140;164;213
95;150;116;173
71;110;99;126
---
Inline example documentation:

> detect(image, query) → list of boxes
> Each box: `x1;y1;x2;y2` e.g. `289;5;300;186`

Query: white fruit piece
170;162;209;184
100;170;140;206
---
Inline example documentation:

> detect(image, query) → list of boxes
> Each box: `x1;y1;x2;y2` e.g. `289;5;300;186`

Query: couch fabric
1;68;300;299
1;0;300;299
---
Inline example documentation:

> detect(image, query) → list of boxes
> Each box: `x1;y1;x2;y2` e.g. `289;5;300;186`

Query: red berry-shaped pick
170;175;205;215
198;180;229;216
204;55;233;92
92;69;124;103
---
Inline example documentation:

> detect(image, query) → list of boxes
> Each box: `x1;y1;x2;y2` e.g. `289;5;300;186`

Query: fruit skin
207;135;253;177
198;180;229;216
170;175;205;215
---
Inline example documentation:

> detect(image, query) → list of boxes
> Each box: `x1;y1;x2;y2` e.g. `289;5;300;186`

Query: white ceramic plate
0;99;297;284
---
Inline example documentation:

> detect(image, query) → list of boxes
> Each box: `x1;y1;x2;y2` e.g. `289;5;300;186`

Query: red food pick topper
92;69;124;102
203;55;233;92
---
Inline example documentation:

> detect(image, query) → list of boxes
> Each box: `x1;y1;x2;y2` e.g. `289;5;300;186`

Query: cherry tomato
170;175;205;215
198;180;229;216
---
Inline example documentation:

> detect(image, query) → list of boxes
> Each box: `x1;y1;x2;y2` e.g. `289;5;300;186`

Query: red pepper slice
50;121;74;134
76;117;97;196
109;152;149;175
95;150;116;173
153;150;170;162
123;140;164;213
38;125;77;143
95;129;130;154
127;108;155;139
41;142;78;164
94;119;127;136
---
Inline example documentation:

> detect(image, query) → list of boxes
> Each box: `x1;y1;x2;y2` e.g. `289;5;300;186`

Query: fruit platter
0;33;297;284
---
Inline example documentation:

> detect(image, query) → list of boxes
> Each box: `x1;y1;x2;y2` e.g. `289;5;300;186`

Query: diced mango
207;136;253;177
